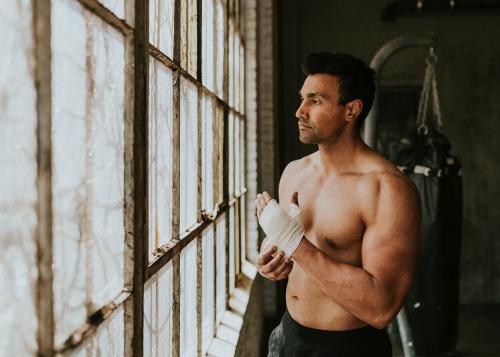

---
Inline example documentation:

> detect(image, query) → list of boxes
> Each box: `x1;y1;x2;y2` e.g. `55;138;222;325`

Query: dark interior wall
277;0;500;303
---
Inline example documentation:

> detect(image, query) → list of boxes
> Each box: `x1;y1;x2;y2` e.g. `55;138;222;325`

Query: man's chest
284;175;366;252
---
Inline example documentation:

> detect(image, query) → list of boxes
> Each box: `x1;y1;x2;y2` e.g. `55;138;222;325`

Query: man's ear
345;99;363;122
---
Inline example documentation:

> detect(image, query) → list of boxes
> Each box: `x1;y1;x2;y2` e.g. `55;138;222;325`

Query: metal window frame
29;0;249;354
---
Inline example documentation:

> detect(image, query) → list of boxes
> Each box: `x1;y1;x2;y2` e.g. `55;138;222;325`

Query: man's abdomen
286;266;368;331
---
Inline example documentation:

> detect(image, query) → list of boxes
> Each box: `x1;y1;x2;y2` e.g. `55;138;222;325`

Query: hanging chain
416;46;443;133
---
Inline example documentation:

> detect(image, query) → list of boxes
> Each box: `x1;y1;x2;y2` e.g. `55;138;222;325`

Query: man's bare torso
280;150;405;331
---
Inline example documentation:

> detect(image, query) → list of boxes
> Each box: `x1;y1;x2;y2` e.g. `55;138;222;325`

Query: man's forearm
292;238;397;329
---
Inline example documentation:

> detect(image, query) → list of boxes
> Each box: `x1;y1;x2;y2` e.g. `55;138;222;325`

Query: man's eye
312;99;320;104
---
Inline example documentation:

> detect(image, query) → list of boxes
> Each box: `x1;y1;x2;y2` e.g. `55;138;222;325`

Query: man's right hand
256;245;294;281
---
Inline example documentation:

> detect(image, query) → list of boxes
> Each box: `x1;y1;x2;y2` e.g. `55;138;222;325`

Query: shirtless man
255;52;421;356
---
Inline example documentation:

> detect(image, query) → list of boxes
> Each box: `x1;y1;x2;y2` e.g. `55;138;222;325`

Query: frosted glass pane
240;194;246;263
180;77;199;234
180;240;197;357
234;115;240;194
229;205;235;292
216;0;225;97
239;41;245;114
149;0;175;58
202;0;215;91
144;262;173;357
215;213;226;324
202;225;215;355
228;20;234;108
69;306;124;357
181;0;198;76
235;34;240;112
52;0;125;345
239;117;245;192
215;105;225;205
98;0;124;19
202;93;214;213
0;0;38;355
228;113;235;198
148;58;173;260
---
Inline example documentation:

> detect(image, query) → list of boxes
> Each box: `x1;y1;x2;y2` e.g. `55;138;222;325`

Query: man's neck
317;131;366;175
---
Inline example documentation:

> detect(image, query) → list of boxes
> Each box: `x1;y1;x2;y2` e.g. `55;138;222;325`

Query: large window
0;0;249;355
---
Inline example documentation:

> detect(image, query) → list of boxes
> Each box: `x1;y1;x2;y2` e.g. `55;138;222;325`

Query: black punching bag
396;125;463;356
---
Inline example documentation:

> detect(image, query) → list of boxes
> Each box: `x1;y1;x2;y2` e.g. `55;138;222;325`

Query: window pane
144;262;173;357
98;0;124;19
202;0;215;91
52;0;125;345
180;77;199;234
202;93;215;213
234;114;240;194
240;194;247;264
228;112;235;198
181;0;198;76
215;0;225;98
228;20;234;108
70;306;125;357
0;0;38;354
215;213;227;324
239;40;245;114
215;104;225;206
202;225;215;355
180;239;198;357
149;0;175;58
239;117;245;192
229;205;236;292
148;58;173;260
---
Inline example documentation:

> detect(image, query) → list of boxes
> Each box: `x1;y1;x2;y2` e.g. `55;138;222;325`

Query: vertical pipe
397;307;417;357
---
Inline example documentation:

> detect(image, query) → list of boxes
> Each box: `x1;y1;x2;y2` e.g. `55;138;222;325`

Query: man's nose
295;102;307;120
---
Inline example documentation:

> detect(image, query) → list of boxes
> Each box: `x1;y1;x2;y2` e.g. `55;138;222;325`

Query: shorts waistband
282;310;384;342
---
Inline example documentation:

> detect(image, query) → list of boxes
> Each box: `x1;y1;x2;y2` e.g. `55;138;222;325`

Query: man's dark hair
302;52;376;128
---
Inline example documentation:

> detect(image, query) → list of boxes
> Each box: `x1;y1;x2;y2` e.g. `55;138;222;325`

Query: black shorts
267;310;392;357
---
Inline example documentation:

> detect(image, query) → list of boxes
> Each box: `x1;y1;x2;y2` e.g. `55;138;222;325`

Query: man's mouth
298;123;311;129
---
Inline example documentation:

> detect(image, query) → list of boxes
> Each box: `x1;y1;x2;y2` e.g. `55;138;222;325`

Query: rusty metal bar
122;3;136;355
55;292;131;354
33;0;54;355
75;0;133;35
146;199;230;280
130;0;149;355
171;0;182;354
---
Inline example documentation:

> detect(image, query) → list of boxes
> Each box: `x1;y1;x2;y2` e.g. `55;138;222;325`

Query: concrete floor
392;304;500;357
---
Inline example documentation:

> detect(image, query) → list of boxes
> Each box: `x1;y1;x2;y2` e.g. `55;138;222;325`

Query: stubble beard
299;129;319;144
299;125;345;145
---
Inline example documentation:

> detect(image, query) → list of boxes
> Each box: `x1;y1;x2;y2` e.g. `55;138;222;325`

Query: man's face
295;74;348;144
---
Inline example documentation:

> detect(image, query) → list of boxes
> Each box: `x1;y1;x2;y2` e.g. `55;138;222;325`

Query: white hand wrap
259;199;304;257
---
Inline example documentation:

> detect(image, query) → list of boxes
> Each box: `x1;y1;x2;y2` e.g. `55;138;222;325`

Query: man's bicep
361;180;421;293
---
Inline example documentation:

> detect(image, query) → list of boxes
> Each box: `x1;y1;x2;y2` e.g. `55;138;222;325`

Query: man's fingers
256;245;276;266
262;191;272;204
262;250;285;273
276;261;294;279
272;258;291;277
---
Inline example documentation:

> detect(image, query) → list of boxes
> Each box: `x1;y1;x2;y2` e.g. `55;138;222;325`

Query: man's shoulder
356;165;420;221
282;151;317;176
356;154;418;205
279;152;317;195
